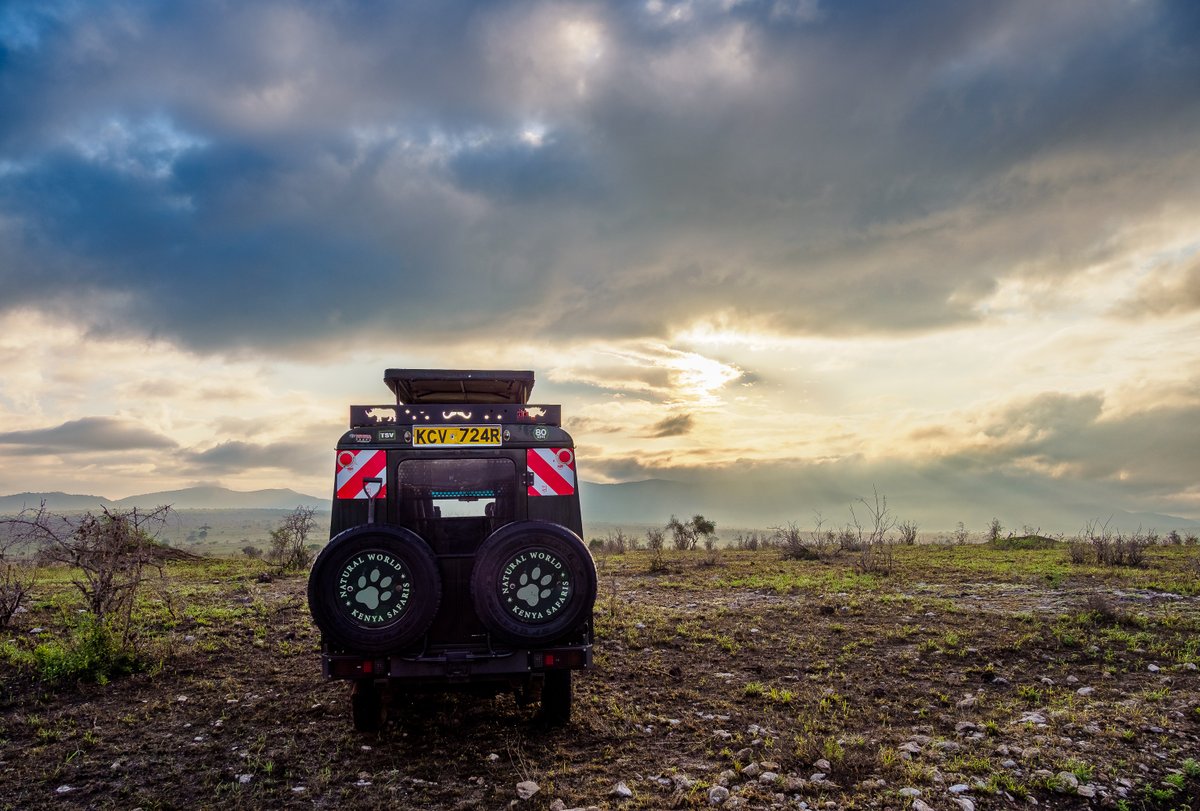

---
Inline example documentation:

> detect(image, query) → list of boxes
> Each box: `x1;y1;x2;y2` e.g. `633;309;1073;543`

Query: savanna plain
1;522;1199;810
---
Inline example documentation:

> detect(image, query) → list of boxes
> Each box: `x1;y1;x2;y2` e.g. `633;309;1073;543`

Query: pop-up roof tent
383;369;535;405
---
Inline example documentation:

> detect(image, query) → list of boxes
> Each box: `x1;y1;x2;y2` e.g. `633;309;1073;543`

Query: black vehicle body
307;370;595;729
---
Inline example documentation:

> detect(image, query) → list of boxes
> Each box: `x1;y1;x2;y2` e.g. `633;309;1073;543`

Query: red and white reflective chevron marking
527;448;576;496
335;449;387;499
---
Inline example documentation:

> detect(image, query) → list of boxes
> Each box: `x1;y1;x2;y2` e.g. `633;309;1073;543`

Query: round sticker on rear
337;552;412;625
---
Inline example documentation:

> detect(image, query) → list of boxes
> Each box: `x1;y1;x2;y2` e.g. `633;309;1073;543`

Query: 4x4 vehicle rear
306;370;596;731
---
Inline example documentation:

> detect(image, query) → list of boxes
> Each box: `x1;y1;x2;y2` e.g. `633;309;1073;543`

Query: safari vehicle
307;369;596;731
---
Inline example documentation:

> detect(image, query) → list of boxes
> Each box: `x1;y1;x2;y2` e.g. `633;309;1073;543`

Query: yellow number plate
412;425;502;446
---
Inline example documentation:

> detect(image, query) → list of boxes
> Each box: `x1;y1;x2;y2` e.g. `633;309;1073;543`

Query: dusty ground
1;543;1199;810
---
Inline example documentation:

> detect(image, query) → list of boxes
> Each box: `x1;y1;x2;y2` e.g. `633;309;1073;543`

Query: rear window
397;458;518;519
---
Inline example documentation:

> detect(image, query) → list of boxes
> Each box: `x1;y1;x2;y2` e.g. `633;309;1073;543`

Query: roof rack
383;369;535;405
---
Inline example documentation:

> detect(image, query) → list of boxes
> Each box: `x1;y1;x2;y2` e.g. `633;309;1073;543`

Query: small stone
936;740;962;753
487;753;500;762
1039;677;1054;686
1018;712;1047;725
55;786;74;794
549;801;567;811
291;786;306;793
1076;687;1094;696
814;759;831;772
955;721;978;734
1066;675;1078;684
949;783;970;793
899;742;922;754
1054;772;1079;792
1147;664;1160;672
735;747;754;761
760;761;780;771
708;785;730;805
717;769;737;785
237;774;252;784
759;772;779;784
610;781;633;799
956;695;977;709
899;787;922;798
1077;785;1096;798
176;695;189;703
741;762;762;778
953;798;976;811
809;772;826;782
1184;662;1198;671
1002;759;1017;768
516;780;540;800
30;627;45;634
913;800;934;811
354;779;372;787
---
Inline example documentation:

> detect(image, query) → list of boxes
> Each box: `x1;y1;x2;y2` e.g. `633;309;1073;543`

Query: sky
1;0;1198;532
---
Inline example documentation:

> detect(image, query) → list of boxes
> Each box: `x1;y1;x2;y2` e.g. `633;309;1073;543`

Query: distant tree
267;507;317;573
242;544;262;559
666;514;716;550
986;518;1003;544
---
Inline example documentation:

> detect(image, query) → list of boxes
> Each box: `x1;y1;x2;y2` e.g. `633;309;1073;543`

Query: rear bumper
322;644;593;683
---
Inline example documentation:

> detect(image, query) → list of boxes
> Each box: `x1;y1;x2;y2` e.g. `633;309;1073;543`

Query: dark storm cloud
1;0;1199;350
184;440;328;476
0;417;177;454
646;413;694;438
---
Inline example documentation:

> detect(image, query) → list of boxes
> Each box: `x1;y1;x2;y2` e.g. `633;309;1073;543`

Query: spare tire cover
308;524;441;654
471;521;596;645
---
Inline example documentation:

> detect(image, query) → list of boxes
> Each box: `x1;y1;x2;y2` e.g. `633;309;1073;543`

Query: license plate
412;425;502;446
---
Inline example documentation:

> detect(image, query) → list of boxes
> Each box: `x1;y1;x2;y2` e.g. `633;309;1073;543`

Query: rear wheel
540;670;572;725
308;525;442;654
351;680;386;733
470;521;596;645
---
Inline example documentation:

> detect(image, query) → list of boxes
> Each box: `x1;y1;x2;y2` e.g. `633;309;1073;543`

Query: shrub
775;523;818;561
0;559;34;630
897;520;919;546
268;506;318;572
2;503;180;645
31;616;141;684
986;518;1003;544
666;514;716;551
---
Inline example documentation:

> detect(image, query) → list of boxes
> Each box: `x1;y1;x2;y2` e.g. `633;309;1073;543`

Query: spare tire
308;525;441;654
470;521;596;645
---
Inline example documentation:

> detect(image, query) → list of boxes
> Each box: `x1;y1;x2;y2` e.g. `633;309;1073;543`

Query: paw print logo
516;567;553;607
354;568;393;611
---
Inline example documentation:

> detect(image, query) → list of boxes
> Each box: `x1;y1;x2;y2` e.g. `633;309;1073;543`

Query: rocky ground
1;543;1198;810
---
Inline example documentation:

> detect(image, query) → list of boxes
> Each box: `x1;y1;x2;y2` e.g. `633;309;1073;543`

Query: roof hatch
383;369;535;405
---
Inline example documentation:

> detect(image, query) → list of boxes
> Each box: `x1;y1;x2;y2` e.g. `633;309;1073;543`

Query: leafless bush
268;506;318;572
853;541;896;576
0;523;36;629
897;520;919;546
2;502;179;643
1083;592;1125;625
986;518;1003;544
646;528;667;573
1068;539;1091;564
1165;530;1182;546
0;559;35;629
952;522;969;545
1079;519;1150;568
1185;532;1199;546
775;522;818;561
600;529;629;554
735;531;768;551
